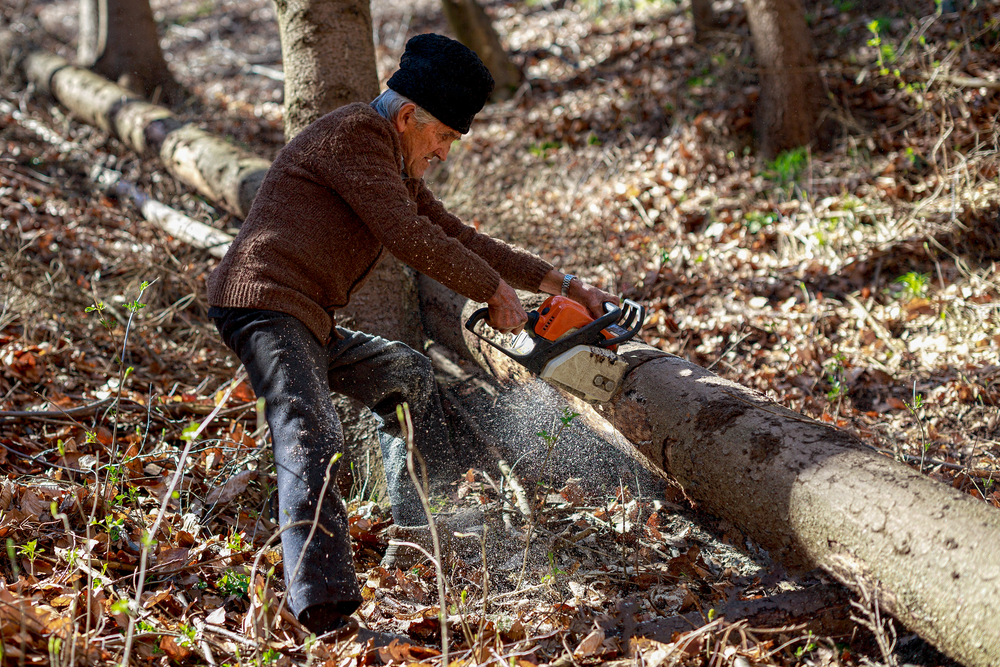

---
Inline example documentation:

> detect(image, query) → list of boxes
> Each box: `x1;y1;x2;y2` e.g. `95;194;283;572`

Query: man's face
394;104;461;179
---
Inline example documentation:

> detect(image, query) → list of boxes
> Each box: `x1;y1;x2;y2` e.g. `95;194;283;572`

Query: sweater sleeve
315;113;503;304
411;180;553;293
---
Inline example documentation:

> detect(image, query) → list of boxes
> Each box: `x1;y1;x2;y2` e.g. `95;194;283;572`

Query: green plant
867;20;896;75
218;570;250;598
225;531;246;552
177;623;197;648
824;354;848;402
766;146;808;184
544;551;568;582
136;620;158;635
895;271;929;299
85;301;114;330
528;141;561;158
91;515;126;542
904;383;930;472
111;599;131;616
743;210;777;234
17;539;43;567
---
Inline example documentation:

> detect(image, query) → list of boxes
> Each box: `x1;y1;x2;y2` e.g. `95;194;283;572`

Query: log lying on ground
444;297;1000;667
23;50;269;218
110;181;233;259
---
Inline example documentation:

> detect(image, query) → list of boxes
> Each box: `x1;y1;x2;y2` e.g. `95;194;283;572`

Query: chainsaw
465;296;645;403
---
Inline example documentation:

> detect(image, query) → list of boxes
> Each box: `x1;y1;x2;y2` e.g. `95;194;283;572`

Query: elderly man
207;33;615;635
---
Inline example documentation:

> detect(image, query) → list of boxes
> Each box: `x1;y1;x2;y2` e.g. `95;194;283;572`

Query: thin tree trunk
440;0;522;101
744;0;820;158
274;0;380;140
441;297;1000;667
691;0;717;41
76;0;182;104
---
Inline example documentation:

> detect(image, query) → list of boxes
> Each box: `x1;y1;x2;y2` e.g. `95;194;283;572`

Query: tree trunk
440;0;522;101
76;0;182;104
691;0;717;41
743;0;820;158
274;0;380;141
24;50;269;219
447;299;1000;667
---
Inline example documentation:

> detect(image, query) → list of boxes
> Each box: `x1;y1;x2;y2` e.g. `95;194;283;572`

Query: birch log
23;50;269;218
447;297;1000;667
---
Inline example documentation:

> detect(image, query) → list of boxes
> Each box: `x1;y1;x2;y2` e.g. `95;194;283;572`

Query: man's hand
539;269;619;319
569;281;619;319
486;280;528;334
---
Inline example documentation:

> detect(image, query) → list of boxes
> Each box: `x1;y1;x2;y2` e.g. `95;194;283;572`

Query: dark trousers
210;307;452;619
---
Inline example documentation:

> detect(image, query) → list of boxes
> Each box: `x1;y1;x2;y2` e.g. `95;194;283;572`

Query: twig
247;518;339;655
398;402;448;666
190;617;217;667
119;368;247;667
271;451;343;637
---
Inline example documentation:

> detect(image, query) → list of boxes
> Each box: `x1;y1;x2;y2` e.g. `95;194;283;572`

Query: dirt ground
1;0;998;665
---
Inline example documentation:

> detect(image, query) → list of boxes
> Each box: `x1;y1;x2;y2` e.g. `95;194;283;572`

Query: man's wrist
560;274;576;297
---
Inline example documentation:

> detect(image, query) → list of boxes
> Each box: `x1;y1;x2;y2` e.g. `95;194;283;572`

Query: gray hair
371;88;439;126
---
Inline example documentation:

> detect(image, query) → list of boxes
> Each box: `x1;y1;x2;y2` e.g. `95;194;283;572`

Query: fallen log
110;181;233;259
444;298;1000;667
23;49;269;218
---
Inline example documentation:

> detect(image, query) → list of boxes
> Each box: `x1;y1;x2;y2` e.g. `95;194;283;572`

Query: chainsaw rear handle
464;307;538;337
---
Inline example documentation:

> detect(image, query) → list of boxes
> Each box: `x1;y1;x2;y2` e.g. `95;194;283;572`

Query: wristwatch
561;274;576;297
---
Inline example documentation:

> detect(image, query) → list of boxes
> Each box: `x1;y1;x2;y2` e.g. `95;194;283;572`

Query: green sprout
217;570;250;598
766;147;808;184
17;540;43;567
895;271;930;299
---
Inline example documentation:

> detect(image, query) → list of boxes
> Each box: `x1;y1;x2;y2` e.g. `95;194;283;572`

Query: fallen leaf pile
1;0;997;665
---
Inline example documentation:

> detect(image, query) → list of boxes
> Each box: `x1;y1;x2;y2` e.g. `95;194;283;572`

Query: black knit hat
386;34;495;134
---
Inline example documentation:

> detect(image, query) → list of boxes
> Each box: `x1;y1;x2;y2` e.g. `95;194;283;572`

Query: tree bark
440;0;522;101
76;0;182;104
446;299;1000;667
691;0;718;41
743;0;820;158
273;0;380;140
24;50;269;219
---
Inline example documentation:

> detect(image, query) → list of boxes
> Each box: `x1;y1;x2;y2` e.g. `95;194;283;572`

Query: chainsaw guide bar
465;296;645;403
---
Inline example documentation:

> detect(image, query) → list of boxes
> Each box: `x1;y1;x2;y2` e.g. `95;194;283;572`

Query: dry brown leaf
205;606;227;625
574;627;606;658
206;469;257;505
19;489;46;520
159;635;193;661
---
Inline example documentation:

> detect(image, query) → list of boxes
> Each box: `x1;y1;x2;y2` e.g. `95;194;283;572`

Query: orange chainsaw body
532;296;618;349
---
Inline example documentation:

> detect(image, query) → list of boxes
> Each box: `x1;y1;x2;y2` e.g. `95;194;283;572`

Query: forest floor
1;0;999;665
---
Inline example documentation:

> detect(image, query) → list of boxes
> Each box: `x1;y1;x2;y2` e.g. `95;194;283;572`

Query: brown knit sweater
207;103;552;342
